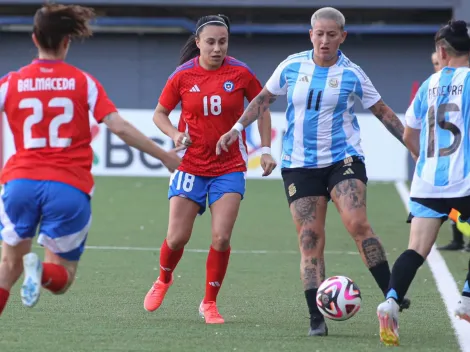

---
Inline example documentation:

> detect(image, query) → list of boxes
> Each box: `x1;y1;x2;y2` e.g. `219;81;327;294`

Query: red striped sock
42;263;69;293
204;246;231;303
159;239;184;283
0;288;10;315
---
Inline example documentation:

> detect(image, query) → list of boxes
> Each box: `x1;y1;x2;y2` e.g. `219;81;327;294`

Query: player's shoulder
168;58;197;80
225;56;256;76
338;53;370;81
278;50;311;67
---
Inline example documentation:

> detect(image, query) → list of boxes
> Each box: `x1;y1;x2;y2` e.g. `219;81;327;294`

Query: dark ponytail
178;14;231;65
435;20;470;56
33;4;94;52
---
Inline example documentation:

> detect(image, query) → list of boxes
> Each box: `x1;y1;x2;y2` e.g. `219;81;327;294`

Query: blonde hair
311;7;345;30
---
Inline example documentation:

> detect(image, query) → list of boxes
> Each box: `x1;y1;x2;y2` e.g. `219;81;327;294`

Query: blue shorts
408;196;470;222
0;179;92;261
168;171;246;215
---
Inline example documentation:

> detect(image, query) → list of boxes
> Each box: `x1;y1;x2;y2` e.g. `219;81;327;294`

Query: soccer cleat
21;253;43;308
377;298;400;346
308;315;328;336
143;276;173;312
455;296;470;323
199;301;224;324
437;241;464;251
399;297;411;312
464;242;470;252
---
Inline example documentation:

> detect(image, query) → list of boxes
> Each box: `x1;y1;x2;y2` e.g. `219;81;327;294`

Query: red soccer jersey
159;56;263;177
0;59;117;195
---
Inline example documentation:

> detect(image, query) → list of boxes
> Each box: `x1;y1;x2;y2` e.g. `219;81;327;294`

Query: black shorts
281;156;368;205
406;195;470;223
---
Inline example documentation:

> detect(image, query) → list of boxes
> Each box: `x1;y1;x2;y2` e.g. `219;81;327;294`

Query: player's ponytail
435;20;470;57
33;4;95;52
178;14;231;65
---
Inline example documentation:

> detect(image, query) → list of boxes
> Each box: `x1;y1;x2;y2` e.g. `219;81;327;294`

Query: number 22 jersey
0;59;117;195
159;56;263;177
406;67;470;198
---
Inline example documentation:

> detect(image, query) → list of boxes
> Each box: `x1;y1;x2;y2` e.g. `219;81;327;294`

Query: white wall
2;109;408;181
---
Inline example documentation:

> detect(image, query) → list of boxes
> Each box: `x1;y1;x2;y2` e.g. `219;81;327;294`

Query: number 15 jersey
406;67;470;198
0;60;117;195
159;56;263;177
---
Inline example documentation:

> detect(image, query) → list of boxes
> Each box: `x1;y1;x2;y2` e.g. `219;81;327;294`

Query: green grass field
0;177;467;352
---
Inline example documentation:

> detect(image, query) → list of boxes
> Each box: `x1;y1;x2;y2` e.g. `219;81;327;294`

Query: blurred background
1;4;469;352
1;0;469;181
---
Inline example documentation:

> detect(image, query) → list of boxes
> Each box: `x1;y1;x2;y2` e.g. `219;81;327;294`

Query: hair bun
450;20;468;36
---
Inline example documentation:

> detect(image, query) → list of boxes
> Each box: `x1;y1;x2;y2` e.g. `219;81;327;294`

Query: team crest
329;78;339;88
288;183;297;197
223;80;234;92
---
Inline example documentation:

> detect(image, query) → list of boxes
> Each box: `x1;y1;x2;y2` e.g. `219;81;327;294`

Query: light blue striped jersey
406;66;470;198
265;49;381;169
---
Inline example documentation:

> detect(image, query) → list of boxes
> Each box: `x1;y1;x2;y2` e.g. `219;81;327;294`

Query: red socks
159;239;184;283
204;246;231;303
42;263;69;293
0;288;10;315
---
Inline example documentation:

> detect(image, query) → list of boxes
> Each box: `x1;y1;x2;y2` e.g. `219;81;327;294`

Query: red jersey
159;56;263;176
0;59;117;195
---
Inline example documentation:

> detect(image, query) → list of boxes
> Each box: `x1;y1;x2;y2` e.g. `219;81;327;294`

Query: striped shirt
265;49;381;169
406;66;470;198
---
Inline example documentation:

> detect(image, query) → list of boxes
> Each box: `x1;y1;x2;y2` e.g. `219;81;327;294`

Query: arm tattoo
238;88;278;127
334;179;366;212
369;100;405;146
361;237;387;268
103;113;115;121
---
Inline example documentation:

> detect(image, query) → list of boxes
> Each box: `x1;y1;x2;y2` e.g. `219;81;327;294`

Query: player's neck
312;54;338;68
37;51;65;61
198;56;223;71
445;57;469;69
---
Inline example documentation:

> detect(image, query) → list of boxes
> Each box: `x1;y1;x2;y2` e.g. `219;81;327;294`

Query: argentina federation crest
223;80;234;92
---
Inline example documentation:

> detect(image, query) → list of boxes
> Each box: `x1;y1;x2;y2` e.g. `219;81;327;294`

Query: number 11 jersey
159;56;262;177
0;59;117;195
406;66;470;198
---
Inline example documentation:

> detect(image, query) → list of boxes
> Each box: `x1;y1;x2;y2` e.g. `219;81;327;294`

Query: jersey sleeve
405;85;425;129
0;73;11;112
85;73;117;123
158;75;181;111
265;60;289;96
244;70;263;102
352;67;382;109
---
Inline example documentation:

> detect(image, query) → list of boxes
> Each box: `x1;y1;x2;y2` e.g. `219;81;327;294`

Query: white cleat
455;296;470;323
377;298;400;346
20;253;43;308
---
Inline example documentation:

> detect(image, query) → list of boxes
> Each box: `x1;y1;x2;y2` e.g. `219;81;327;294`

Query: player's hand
162;145;186;173
216;129;239;155
260;153;277;177
173;132;192;148
411;153;418;162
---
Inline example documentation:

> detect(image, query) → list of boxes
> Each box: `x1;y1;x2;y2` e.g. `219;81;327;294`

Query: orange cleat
199;301;225;324
144;276;173;312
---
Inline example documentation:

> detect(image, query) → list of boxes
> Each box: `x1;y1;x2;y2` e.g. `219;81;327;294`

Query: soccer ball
316;275;362;321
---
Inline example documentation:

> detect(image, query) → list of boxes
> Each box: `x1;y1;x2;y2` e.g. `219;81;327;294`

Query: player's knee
211;231;231;251
344;217;371;238
298;226;325;254
166;233;190;250
1;255;23;279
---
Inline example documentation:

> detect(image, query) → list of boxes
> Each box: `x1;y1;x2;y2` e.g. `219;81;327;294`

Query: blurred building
0;0;467;113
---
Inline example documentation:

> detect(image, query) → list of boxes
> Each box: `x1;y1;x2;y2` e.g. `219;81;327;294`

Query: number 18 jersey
0;60;117;195
406;67;470;198
159;56;263;177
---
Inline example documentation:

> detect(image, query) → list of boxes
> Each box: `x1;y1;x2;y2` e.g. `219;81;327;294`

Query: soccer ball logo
316;275;362;321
